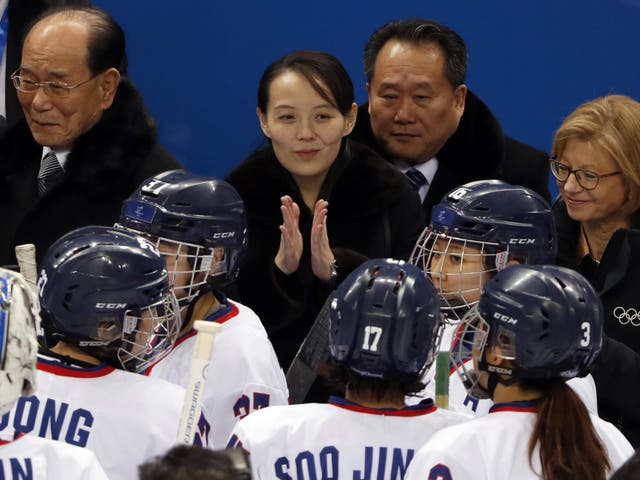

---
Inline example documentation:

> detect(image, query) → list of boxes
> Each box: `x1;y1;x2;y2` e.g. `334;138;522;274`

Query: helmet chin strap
472;350;518;400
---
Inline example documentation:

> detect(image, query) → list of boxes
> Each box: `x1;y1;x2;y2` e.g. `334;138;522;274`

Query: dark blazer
0;77;182;267
4;0;92;130
351;90;551;222
226;139;425;368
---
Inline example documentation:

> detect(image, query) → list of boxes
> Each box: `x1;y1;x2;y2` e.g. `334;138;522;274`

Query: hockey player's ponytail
529;381;610;480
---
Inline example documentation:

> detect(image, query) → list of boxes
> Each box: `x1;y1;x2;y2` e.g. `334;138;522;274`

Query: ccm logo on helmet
95;303;127;309
493;312;518;324
213;232;235;239
509;238;535;245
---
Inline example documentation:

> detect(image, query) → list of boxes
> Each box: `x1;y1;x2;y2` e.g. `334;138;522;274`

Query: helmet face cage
74;292;179;373
116;292;180;373
410;228;503;323
141;234;214;307
451;305;518;400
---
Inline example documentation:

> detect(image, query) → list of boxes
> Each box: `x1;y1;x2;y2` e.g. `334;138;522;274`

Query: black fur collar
227;139;408;220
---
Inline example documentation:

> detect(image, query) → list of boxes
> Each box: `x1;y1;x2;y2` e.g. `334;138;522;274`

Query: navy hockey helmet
38;226;180;373
410;180;556;322
0;268;40;415
329;258;442;380
455;264;603;399
118;170;248;304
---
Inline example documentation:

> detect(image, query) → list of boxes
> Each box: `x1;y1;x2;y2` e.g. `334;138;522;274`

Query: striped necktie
38;151;64;195
405;167;429;191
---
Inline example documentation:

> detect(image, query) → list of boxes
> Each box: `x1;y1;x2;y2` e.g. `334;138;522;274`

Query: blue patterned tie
405;167;429;191
38;151;64;195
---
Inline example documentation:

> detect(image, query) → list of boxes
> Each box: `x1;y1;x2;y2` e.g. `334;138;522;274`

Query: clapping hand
275;195;303;274
274;196;335;281
310;199;335;281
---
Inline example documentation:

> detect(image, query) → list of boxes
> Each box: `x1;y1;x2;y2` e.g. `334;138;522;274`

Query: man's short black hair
363;18;467;88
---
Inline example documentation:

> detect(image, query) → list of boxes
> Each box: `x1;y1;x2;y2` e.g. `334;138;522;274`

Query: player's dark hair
319;358;425;400
28;5;128;74
257;50;354;116
139;446;251;480
363;18;467;86
527;380;611;480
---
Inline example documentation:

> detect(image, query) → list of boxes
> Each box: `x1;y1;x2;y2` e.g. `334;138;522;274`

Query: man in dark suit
2;0;90;131
0;5;181;267
351;18;550;222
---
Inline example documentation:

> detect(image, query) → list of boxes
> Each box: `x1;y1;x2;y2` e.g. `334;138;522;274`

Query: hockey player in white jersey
409;180;599;415
118;170;289;447
405;264;634;480
227;258;470;479
0;226;210;480
0;267;108;479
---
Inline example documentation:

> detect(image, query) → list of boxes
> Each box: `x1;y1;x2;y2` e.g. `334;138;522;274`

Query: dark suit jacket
351;90;551;223
4;0;91;130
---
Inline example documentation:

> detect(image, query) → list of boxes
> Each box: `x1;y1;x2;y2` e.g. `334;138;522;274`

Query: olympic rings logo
613;306;640;326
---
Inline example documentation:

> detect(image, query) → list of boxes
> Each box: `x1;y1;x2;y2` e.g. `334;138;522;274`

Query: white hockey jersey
146;296;289;447
405;400;634;480
228;397;470;479
0;433;108;479
0;354;209;480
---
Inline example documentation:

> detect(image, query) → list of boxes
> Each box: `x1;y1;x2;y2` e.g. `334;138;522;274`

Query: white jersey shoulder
228;398;470;479
0;353;204;480
147;297;289;447
405;401;633;480
0;434;108;479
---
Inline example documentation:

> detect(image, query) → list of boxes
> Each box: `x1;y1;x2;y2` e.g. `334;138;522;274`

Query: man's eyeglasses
549;158;621;190
10;70;98;98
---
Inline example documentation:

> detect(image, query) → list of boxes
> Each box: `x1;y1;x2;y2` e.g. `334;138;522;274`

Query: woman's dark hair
526;380;610;480
257;50;354;116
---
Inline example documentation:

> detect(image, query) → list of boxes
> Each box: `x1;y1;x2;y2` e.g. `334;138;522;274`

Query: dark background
94;0;640;197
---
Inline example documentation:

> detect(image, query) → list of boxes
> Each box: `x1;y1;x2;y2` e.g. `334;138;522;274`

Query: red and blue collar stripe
329;396;437;416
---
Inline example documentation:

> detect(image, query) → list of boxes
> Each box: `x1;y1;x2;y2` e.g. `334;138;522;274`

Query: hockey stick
14;244;38;291
286;295;332;404
435;351;450;408
176;320;221;445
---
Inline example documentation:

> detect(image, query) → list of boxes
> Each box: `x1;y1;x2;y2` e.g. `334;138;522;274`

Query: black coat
0;77;182;267
351;90;551;222
226;140;425;368
554;199;640;446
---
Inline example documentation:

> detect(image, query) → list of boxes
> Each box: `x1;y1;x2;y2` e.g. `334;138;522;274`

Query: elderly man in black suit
351;18;550;222
0;5;181;267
